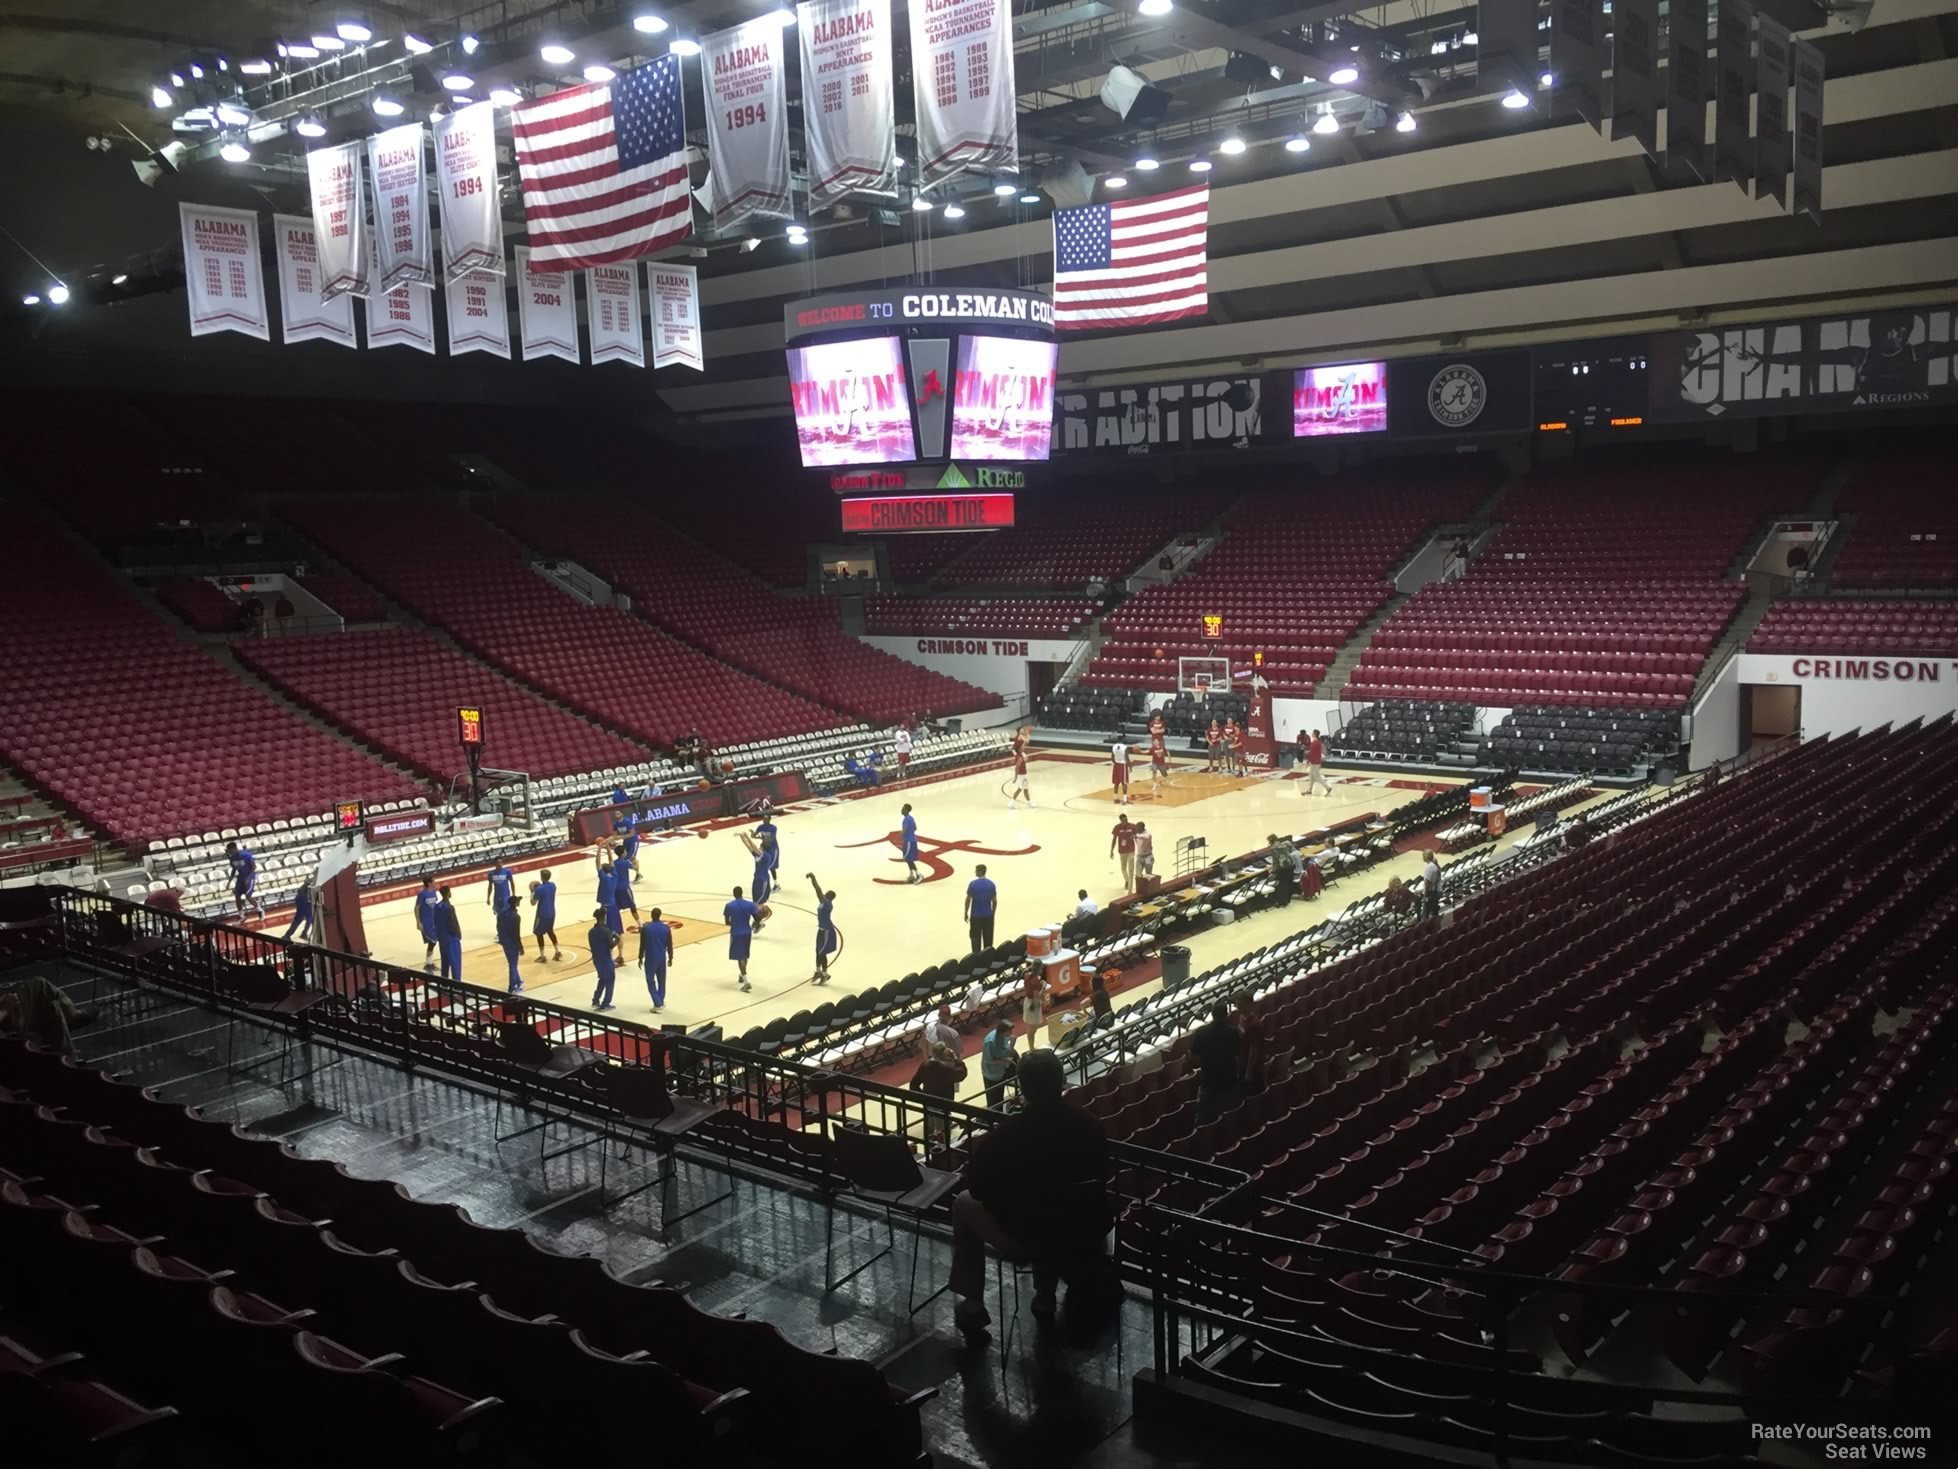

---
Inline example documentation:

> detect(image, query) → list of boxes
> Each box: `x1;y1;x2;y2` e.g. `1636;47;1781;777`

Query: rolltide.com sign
840;493;1016;532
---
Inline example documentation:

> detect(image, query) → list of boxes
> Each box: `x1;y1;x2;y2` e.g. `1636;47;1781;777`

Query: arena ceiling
1;0;1954;421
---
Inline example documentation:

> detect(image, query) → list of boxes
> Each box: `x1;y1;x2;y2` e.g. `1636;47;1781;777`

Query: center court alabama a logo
837;831;1040;884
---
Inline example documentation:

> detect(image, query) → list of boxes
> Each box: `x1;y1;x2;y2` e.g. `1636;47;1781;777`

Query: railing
1138;1204;1921;1454
32;888;1251;1258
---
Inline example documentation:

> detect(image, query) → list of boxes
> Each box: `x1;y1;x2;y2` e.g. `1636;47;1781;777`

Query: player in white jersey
1110;737;1131;806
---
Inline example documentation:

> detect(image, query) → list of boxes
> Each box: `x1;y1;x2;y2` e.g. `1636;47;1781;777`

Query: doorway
1742;683;1801;752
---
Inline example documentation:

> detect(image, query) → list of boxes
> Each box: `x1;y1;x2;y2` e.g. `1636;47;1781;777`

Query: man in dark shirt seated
1190;1000;1243;1123
949;1049;1112;1340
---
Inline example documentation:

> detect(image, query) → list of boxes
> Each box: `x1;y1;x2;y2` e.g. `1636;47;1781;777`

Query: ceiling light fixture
1104;173;1128;188
540;43;575;65
337;22;372;42
1501;88;1530;108
219;140;251;163
170;72;185;87
403;34;433;53
462;34;480;54
1139;0;1174;14
442;72;474;89
1313;110;1339;134
216;102;250;125
1329;65;1359;84
1284;135;1310;152
372;95;405;116
912;195;934;212
1540;70;1555;87
943;202;966;218
111;274;128;285
1133;153;1159;170
294;116;326;137
583;64;616;82
285;42;319;58
46;284;69;304
238;59;272;74
489;87;522;106
312;34;345;51
669;37;702;55
1188;157;1212;172
21;294;40;306
993;180;1017;196
1218;135;1246;155
189;64;204;78
634;14;669;33
1019;192;1040;204
1396;110;1416;132
151;85;173;107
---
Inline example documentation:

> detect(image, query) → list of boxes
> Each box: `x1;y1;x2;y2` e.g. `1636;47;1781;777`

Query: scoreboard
784;285;1056;532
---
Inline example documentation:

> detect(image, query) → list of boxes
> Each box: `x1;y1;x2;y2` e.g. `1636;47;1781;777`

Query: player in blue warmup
807;872;837;984
900;804;920;884
724;885;759;991
496;895;524;993
486;861;515;915
610;782;630;806
588;907;620;1010
415;874;442;971
281;877;316;942
225;840;265;921
612;851;642;933
641;906;674;1012
619;812;642;878
595;850;622;937
739;833;773;929
530;870;560;961
754;810;781;874
435;886;463;983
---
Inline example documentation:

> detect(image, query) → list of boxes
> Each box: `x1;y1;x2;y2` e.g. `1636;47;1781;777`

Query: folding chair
823;1124;961;1314
597;1061;731;1227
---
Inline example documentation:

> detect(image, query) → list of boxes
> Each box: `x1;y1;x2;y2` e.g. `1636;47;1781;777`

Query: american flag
1051;184;1209;331
511;57;692;271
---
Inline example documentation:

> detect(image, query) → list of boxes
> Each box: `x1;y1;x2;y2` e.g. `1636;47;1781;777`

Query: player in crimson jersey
1007;727;1034;810
1109;812;1139;890
1147;712;1171;797
1206;718;1224;773
1225;717;1247;776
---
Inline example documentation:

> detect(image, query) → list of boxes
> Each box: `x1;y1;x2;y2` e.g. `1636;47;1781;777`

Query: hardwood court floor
338;757;1617;1044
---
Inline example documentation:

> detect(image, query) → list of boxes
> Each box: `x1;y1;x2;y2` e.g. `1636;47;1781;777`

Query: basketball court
326;753;1616;1051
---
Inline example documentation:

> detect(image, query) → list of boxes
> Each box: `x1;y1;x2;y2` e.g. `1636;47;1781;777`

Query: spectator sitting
1074;889;1098;918
1565;813;1593;851
949;1049;1113;1340
1383;875;1414;916
1088;975;1115;1030
1190;1000;1242;1123
1300;855;1324;902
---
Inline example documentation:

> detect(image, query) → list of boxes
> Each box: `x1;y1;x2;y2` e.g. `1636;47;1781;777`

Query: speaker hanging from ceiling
1101;64;1172;124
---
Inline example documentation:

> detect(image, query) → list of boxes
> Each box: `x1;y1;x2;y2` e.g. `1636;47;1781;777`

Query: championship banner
179;202;269;341
515;245;581;363
1608;0;1660;159
650;263;703;370
1791;38;1825;223
1754;14;1792;210
909;0;1019;186
588;262;645;366
1665;0;1710;184
1550;0;1605;129
1714;0;1756;194
702;16;792;229
306;141;369;299
273;213;355;348
364;229;436;353
1646;303;1958;421
433;102;504;281
368;123;432;293
798;0;897;208
1056;376;1263;454
445;267;510;358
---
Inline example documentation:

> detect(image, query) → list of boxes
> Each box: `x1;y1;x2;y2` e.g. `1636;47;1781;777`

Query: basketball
721;757;736;774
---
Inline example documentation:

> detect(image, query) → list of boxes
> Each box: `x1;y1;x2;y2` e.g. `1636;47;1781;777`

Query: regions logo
1427;363;1488;428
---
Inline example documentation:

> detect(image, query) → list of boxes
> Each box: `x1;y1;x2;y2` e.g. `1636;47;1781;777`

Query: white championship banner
797;0;897;208
588;262;645;366
702;17;792;228
515;245;581;363
368;123;432;292
273;213;355;348
446;267;510;358
649;262;703;371
305;141;369;299
432;102;504;281
908;0;1018;186
179;203;269;340
364;228;436;353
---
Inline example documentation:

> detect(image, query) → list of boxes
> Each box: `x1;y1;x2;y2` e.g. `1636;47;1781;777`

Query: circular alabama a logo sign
1427;363;1488;429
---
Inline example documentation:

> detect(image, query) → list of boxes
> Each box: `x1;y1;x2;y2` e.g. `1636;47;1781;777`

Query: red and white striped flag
511;57;692;271
1051;184;1209;331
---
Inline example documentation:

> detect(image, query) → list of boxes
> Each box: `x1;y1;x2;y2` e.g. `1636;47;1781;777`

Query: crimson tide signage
840;493;1014;532
1293;361;1388;436
180;203;269;340
365;809;436;844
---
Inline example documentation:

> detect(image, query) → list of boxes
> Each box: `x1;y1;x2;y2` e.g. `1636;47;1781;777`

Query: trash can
1160;945;1191;986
